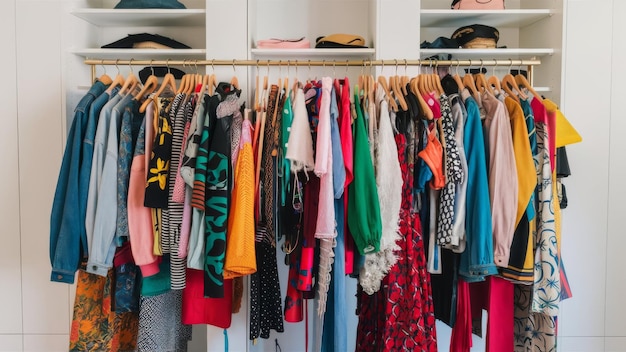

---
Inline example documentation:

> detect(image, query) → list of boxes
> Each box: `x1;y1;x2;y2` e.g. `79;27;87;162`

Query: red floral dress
355;132;437;352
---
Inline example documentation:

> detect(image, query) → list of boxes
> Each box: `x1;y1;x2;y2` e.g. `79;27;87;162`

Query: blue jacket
78;88;116;256
88;93;134;277
50;80;107;283
459;94;498;282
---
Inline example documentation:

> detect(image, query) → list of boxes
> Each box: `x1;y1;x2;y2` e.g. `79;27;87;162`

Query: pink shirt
482;92;518;267
127;100;160;276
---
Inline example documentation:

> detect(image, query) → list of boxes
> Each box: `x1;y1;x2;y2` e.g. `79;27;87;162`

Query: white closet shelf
70;9;206;27
71;48;206;60
250;48;376;58
420;9;553;28
420;48;554;60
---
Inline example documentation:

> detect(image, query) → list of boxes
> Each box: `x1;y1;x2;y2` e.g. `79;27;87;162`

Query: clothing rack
85;58;540;85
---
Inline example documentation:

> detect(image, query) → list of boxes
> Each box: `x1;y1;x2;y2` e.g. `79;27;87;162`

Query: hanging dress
249;84;285;340
356;127;437;352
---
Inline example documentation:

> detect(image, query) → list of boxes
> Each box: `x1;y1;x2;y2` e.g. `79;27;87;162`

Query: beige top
482;91;518;267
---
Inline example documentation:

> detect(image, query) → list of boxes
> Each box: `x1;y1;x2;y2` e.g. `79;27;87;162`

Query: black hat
451;24;499;49
101;33;191;49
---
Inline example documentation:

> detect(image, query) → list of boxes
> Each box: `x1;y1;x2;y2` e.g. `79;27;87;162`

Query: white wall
557;1;626;350
1;1;624;351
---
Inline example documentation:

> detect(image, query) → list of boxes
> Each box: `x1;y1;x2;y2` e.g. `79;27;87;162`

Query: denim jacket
50;80;107;283
88;93;134;277
79;88;117;257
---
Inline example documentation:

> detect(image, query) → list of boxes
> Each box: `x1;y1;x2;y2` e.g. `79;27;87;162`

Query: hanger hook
480;59;484;73
194;60;198;75
278;60;282;78
333;60;336;78
404;59;408;75
256;59;259;72
100;63;107;76
345;59;349;77
492;59;497;76
381;59;384;73
509;58;514;74
115;59;120;75
211;59;215;74
455;59;460;75
232;59;236;75
394;59;398;76
166;59;171;74
150;59;154;76
295;59;299;77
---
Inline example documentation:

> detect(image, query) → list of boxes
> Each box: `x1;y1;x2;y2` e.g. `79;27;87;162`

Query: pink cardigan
127;100;160;277
482;92;518;267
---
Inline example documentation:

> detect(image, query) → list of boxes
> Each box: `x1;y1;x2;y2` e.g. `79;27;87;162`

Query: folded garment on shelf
315;34;367;48
421;37;459;49
256;37;311;49
101;33;191;49
114;0;186;9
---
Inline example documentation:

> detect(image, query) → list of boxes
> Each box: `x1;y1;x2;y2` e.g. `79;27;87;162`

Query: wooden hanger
176;73;187;95
133;74;158;101
411;76;434;121
487;65;502;95
208;73;216;96
488;74;502;94
409;76;419;95
156;72;177;98
185;71;196;96
463;73;479;100
432;67;444;97
119;72;138;96
254;68;260;111
377;75;398;112
105;72;125;95
451;60;465;91
230;60;240;90
140;71;176;113
400;59;409;96
367;75;376;112
475;71;493;95
515;73;542;101
97;64;112;86
417;73;427;96
391;75;408;111
501;73;527;103
283;61;290;93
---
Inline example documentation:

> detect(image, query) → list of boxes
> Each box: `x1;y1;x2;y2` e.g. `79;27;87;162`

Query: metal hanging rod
84;58;541;67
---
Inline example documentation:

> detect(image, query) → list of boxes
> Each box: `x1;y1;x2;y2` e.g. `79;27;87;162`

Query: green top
347;92;382;255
